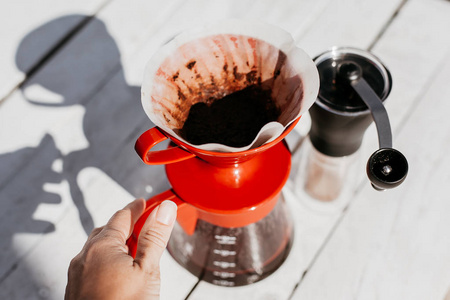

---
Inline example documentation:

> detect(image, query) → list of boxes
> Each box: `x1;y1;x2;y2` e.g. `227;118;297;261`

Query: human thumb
134;200;177;272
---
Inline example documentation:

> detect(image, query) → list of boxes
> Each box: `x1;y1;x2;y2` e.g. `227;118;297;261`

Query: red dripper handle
127;189;198;258
135;127;195;165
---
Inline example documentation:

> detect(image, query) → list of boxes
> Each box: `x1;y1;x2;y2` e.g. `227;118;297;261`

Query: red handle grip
127;190;198;258
135;127;195;165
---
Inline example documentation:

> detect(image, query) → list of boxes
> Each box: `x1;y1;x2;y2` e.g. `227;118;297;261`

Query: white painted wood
371;0;450;132
0;0;186;175
294;0;403;57
0;167;198;299
291;0;450;299
0;0;193;298
0;0;107;101
0;15;173;288
0;0;444;299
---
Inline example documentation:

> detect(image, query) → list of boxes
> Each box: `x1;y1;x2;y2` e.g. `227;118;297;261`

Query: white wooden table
1;0;450;299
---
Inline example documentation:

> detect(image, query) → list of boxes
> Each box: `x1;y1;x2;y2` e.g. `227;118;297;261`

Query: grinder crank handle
135;127;195;165
126;189;198;258
338;61;408;190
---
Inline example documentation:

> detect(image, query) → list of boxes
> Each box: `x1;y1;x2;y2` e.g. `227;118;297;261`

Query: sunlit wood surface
1;0;450;299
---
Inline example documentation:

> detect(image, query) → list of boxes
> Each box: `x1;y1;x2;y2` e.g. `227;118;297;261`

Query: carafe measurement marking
212;280;235;287
214;235;236;245
213;249;237;257
213;261;236;269
213;271;236;279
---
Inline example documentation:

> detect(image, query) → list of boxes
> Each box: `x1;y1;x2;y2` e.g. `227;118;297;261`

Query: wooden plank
0;0;186;193
291;0;450;299
0;0;179;281
293;0;403;57
0;0;190;298
0;0;108;101
0;168;198;299
0;67;181;298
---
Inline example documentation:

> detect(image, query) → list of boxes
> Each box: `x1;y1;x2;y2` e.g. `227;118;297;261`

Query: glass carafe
168;195;293;287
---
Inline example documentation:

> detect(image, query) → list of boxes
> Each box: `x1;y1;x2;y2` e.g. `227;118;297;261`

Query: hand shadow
14;14;170;236
0;134;61;280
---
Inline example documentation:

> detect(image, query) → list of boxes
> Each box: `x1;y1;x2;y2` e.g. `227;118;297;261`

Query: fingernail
156;200;177;225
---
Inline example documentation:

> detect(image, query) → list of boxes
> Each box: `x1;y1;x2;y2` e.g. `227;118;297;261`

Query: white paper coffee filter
141;19;319;152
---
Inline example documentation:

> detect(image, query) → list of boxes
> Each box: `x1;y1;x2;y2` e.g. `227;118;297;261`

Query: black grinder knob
337;60;408;190
367;148;408;190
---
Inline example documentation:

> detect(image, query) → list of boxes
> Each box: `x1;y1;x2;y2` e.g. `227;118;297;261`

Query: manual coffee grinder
293;47;408;209
126;20;319;286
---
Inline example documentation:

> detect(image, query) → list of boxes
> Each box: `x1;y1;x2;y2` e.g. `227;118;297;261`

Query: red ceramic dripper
127;20;320;286
126;119;297;286
127;118;299;258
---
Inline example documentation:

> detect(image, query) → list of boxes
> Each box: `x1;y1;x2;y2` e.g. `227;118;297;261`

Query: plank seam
287;204;352;299
184;278;203;300
0;262;18;286
367;0;410;51
393;46;450;140
292;0;335;44
0;0;113;106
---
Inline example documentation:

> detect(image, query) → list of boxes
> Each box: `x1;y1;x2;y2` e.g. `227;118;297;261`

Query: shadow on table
0;14;170;294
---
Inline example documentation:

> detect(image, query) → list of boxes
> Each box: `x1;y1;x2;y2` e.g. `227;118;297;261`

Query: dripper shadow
0;15;172;293
14;14;172;236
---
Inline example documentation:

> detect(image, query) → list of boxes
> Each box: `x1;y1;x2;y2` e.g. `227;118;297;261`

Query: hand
65;198;177;300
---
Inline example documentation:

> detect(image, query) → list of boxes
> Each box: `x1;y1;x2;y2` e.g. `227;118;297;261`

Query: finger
102;198;146;243
134;200;177;272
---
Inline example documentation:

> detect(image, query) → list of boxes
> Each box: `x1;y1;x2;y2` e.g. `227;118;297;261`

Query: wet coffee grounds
181;85;280;147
